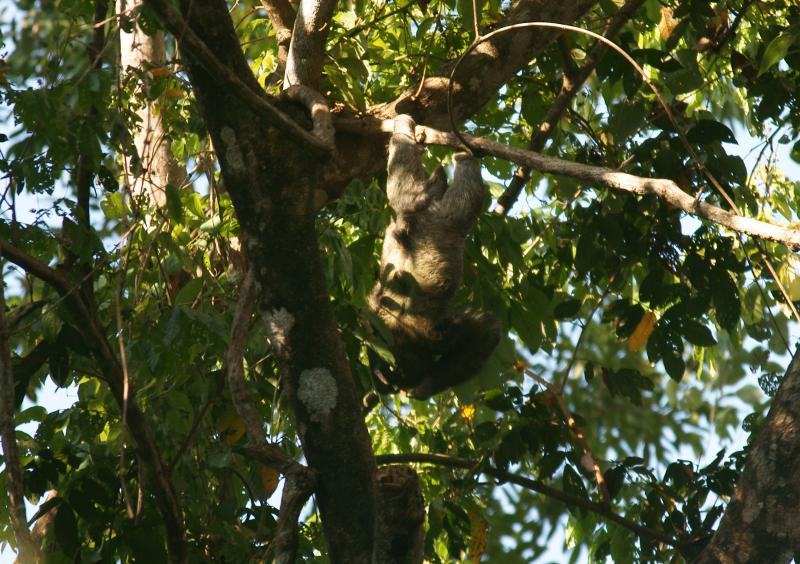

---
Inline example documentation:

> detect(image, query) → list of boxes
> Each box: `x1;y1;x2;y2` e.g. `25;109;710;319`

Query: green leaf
100;191;128;220
54;503;80;556
606;101;648;142
482;387;512;411
711;270;741;330
16;405;48;425
664;66;703;94
791;140;800;164
165;183;184;224
48;343;70;387
562;465;588;516
759;32;795;76
678;320;717;346
174;277;203;306
663;348;686;382
603;466;625;500
509;304;542;351
553;298;581;319
686;120;737;145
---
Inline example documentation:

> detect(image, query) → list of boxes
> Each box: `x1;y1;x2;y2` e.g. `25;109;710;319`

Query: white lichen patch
220;126;245;172
263;307;295;351
297;368;337;423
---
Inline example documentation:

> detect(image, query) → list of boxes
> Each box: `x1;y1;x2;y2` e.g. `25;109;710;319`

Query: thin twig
526;368;610;507
114;240;136;519
167;393;215;474
559;268;619;391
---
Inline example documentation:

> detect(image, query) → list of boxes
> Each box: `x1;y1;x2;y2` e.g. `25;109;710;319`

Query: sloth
368;114;501;400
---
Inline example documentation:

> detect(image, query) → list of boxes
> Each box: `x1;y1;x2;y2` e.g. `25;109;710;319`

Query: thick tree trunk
695;347;800;563
156;0;378;560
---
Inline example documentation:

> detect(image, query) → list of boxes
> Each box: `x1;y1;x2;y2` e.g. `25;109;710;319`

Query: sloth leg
410;310;501;400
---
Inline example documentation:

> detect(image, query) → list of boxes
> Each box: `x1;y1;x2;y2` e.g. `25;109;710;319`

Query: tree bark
144;0;378;560
695;347;800;563
374;465;426;564
284;0;338;89
118;0;184;207
260;0;296;67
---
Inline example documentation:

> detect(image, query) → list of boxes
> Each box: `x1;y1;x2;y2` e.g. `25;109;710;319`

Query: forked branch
143;0;330;155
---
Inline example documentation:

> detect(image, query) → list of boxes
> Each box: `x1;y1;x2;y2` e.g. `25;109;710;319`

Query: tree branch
495;0;645;214
260;0;296;65
0;241;74;295
226;271;268;450
226;270;318;564
695;346;800;563
375;452;679;548
525;368;611;507
370;0;598;129
271;465;315;564
143;0;330;156
284;0;338;89
0;258;40;562
333;118;800;249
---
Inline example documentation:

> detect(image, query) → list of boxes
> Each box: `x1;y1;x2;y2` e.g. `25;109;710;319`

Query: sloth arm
387;115;429;215
440;153;485;231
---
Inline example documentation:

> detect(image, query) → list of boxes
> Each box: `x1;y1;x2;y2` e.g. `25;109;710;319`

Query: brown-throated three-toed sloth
368;114;501;400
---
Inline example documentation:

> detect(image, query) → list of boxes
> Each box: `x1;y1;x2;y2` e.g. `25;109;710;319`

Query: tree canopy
2;0;800;562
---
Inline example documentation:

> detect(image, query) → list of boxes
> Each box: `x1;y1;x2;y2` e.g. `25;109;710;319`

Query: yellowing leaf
467;512;489;563
260;465;280;497
164;87;187;99
149;66;172;79
217;411;245;445
460;404;475;424
779;254;800;301
627;311;657;352
658;7;677;40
